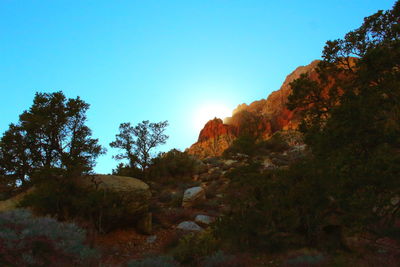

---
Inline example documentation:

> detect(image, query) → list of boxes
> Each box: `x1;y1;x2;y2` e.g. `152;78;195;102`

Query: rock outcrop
188;118;236;158
78;174;152;221
0;187;35;212
182;186;206;208
177;221;204;232
188;60;321;158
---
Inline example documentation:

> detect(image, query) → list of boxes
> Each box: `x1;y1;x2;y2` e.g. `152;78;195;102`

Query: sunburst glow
193;103;232;131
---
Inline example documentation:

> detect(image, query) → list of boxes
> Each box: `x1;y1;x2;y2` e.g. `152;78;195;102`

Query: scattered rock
177;221;203;232
195;214;215;225
222;159;237;166
182;186;206;208
262;158;275;169
146;235;157;244
391;196;400;206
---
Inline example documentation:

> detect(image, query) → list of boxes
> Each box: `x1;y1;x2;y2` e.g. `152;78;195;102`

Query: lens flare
193;103;232;131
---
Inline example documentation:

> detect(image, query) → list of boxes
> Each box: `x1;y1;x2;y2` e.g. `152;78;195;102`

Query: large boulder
195;214;215;226
0;187;35;213
78;175;151;217
182;186;205;208
177;221;203;232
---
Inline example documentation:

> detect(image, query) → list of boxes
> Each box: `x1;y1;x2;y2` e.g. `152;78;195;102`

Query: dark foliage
20;175;142;233
0;91;103;190
0;209;97;266
127;255;179;267
223;135;257;157
216;2;400;252
112;162;144;179
148;149;199;180
214;162;327;251
110;120;169;172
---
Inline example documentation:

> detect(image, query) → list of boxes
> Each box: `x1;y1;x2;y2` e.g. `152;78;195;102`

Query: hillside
188;60;320;157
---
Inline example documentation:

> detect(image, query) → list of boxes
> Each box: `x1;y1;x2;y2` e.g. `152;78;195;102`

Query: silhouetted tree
287;0;400;227
110;120;168;172
0;91;104;188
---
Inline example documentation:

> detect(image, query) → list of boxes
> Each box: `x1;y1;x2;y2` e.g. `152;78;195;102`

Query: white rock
262;158;275;169
195;215;215;225
223;160;237;166
177;221;203;232
391;196;400;206
146;235;157;243
182;186;205;208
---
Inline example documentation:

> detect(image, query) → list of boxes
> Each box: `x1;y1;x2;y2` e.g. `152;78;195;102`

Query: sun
193;103;232;131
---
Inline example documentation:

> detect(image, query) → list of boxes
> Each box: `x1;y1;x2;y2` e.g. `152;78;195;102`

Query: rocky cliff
188;118;236;158
188;60;321;158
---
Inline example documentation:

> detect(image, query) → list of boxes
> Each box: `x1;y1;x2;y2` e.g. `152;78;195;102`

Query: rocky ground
2;134;400;266
88;140;400;266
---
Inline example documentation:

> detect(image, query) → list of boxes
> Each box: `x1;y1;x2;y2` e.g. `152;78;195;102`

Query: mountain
188;60;321;157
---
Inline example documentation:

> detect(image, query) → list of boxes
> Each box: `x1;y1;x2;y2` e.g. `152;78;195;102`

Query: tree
110;120;168;172
0;91;104;187
287;1;400;228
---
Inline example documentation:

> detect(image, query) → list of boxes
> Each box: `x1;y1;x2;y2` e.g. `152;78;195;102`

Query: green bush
112;163;144;179
172;230;219;265
223;135;257;157
127;255;179;267
149;149;199;180
20;178;142;233
0;209;98;266
214;161;328;251
201;251;239;267
284;251;325;266
257;131;290;153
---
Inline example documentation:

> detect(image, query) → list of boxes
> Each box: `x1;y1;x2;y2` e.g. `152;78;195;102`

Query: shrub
201;251;238;267
223;135;257;157
284;250;325;266
257;131;290;153
149;149;200;180
127;255;179;267
112;163;144;179
172;230;219;265
214;161;328;251
20;178;141;233
0;209;97;266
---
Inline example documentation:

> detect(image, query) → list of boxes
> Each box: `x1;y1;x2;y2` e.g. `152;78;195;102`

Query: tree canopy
0;91;103;188
110;120;169;172
287;0;400;226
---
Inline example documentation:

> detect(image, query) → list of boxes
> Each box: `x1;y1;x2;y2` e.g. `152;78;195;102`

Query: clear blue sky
0;0;395;174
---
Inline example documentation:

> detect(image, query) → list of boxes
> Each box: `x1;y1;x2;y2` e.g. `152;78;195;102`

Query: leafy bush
112;163;144;179
223;135;257;157
201;251;239;267
20;178;142;233
257;131;291;153
0;209;97;266
286;0;400;236
127;255;179;267
284;250;325;266
149;149;200;180
172;230;219;265
223;131;296;158
214;161;328;251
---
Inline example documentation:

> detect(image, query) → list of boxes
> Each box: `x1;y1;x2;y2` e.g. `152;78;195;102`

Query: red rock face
188;118;237;158
197;118;237;142
188;60;322;158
